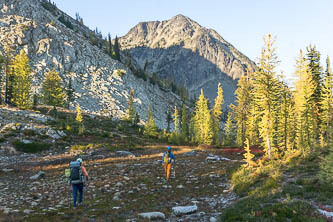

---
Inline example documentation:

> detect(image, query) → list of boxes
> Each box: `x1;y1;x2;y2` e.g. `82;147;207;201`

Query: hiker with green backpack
66;158;89;209
162;146;176;180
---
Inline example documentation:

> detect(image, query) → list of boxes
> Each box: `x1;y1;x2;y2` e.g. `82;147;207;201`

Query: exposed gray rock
30;171;45;180
23;209;31;214
172;205;198;216
138;212;165;220
45;128;65;140
119;14;256;108
116;151;135;157
22;139;32;144
210;217;217;222
206;155;230;161
183;151;199;157
0;0;183;129
1;168;14;173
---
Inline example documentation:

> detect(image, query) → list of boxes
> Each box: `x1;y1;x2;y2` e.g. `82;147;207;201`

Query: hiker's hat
168;146;171;150
77;158;83;163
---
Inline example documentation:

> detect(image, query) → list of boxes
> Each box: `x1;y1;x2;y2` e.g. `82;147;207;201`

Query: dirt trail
0;146;241;221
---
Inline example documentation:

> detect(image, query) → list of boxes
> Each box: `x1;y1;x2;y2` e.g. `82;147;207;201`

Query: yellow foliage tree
243;138;256;168
42;69;67;107
9;50;32;109
212;83;224;144
294;50;316;152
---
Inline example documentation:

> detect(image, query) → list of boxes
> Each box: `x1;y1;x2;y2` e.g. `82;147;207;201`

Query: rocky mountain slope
119;14;256;107
0;0;182;129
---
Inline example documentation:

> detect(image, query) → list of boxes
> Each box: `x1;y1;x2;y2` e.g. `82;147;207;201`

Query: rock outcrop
0;0;182;129
119;14;256;107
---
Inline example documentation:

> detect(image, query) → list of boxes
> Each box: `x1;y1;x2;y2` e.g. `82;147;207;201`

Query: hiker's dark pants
72;183;84;207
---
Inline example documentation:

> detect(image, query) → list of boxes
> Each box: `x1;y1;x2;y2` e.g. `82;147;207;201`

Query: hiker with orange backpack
162;146;176;180
67;158;89;209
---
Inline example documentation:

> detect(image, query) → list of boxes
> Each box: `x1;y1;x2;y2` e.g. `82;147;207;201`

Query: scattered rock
172;205;198;216
176;185;184;189
30;171;45;180
2;168;14;173
210;217;217;222
206;155;230;161
116;151;135;157
22;139;32;144
138;212;165;220
183;151;199;157
318;209;333;218
46;128;65;140
115;182;123;187
23;209;31;214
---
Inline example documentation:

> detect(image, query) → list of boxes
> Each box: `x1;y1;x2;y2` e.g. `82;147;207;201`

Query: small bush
58;15;73;30
13;140;51;153
221;198;323;221
0;137;5;143
113;69;126;77
70;143;100;153
41;1;57;14
23;129;37;137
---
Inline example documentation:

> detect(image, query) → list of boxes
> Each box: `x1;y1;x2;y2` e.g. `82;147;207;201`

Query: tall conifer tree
294;50;316;151
114;36;121;62
320;56;333;145
252;34;280;159
181;103;189;141
144;104;158;138
42;69;66;107
10;50;32;109
233;74;252;146
306;45;322;140
212;83;224;144
192;89;213;145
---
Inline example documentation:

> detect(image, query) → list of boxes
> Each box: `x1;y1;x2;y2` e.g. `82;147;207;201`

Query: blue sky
52;0;333;81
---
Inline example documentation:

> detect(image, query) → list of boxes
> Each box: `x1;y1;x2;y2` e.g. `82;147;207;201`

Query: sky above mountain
52;0;333;82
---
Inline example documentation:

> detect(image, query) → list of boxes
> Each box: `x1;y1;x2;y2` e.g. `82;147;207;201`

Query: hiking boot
78;203;82;207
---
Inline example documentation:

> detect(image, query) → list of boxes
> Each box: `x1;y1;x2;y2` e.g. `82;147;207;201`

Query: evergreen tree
3;43;14;104
294;50;316;151
181;102;189;141
114;36;121;62
243;138;256;168
126;89;139;126
306;45;322;141
75;104;84;135
192;89;213;145
233;74;252;146
9;50;32;109
143;60;149;72
252;34;280;159
277;82;296;151
223;111;234;146
0;55;4;104
41;69;66;107
212;83;224;144
66;78;74;108
320;56;333;146
166;109;172;132
75;104;83;123
108;33;112;57
173;105;180;134
143;104;159;138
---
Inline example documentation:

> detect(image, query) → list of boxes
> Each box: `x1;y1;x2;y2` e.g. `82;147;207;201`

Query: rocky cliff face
119;14;256;107
0;0;182;129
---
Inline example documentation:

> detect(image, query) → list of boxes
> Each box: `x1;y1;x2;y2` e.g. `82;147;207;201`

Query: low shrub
13;140;51;153
221;198;324;222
